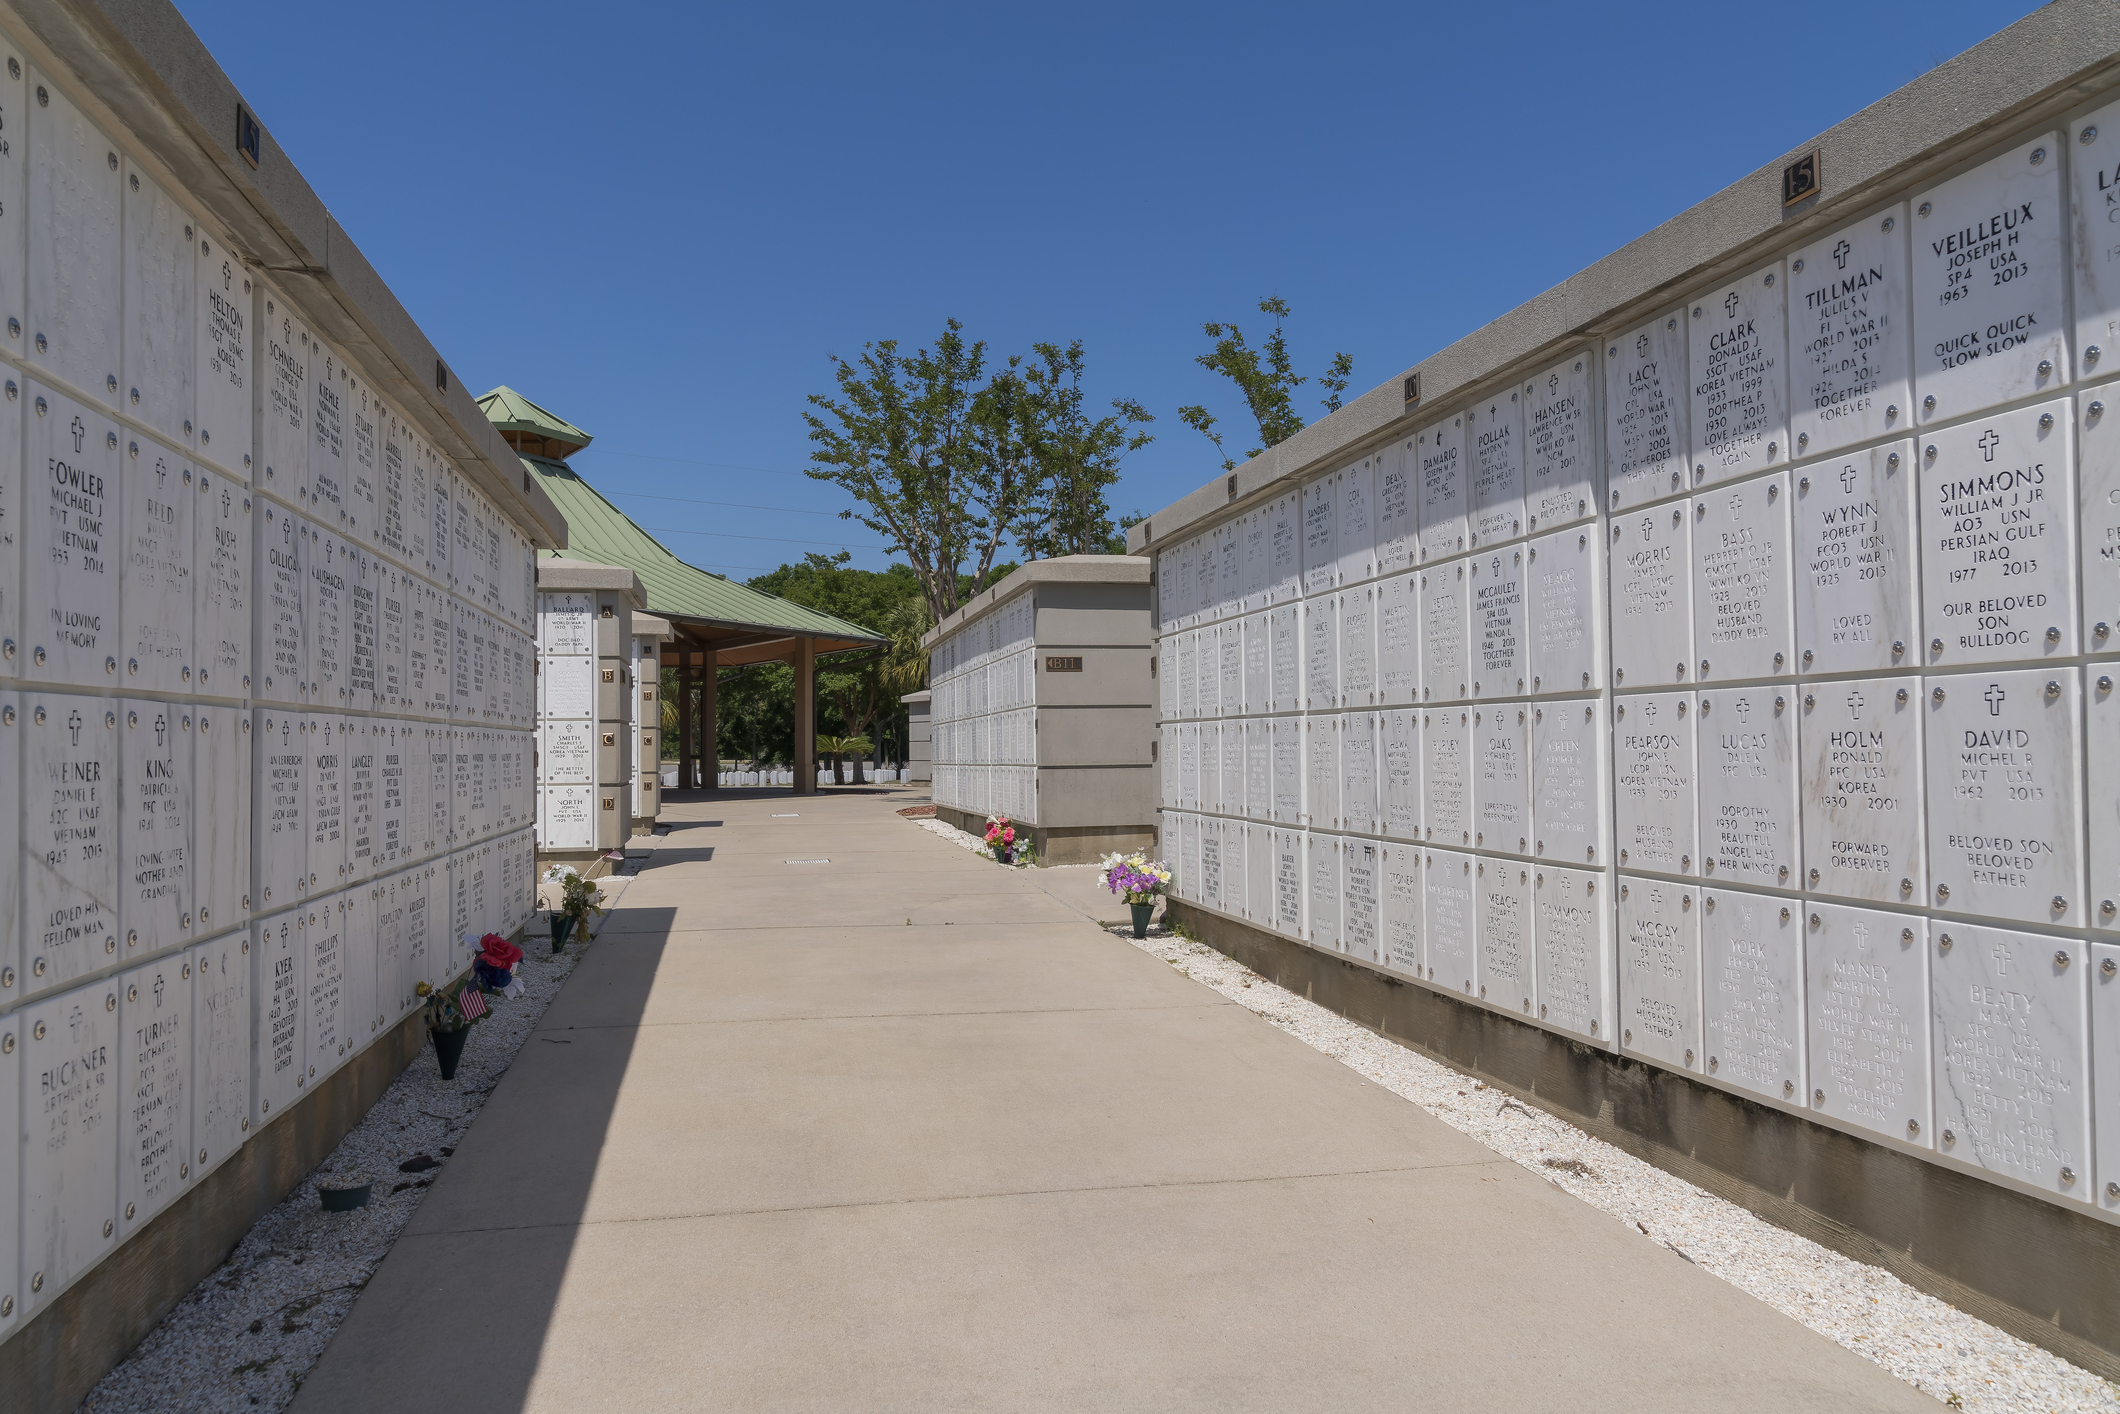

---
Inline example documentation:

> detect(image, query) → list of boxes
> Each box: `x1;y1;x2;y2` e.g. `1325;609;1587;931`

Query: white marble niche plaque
1268;604;1300;713
254;712;303;910
1375;443;1416;575
258;502;303;703
1619;879;1702;1073
1701;887;1802;1107
26;383;121;687
2081;391;2120;644
22;980;119;1312
1801;675;1924;904
1610;502;1693;688
2094;943;2120;1213
1301;472;1337;595
1337;458;1375;586
121;700;189;958
25;694;119;996
307;714;346;893
1218;617;1243;714
1797;907;1933;1153
1534;865;1609;1044
1919;400;2076;667
1525;526;1602;694
1269;828;1303;936
1303;600;1337;712
1301;717;1336;830
194;470;250;696
1932;923;2089;1201
1924;667;2083;925
1688;263;1788;485
1269;717;1301;825
1420;562;1467;702
1614;692;1696;875
1241;611;1268;713
1422;707;1468;847
306;901;345;1086
1469;547;1525;697
1417;414;1466;561
1425;849;1476;995
1344;839;1381;964
27;71;121;409
1794;442;1917;675
189;928;249;1177
1605;309;1690;511
1697;688;1797;890
1339;586;1376;707
1522;352;1595;532
1380;844;1423;981
1912;132;2068;421
2072;99;2120;368
119;953;190;1233
308;346;347;528
1376;572;1416;705
1243;718;1268;822
2093;680;2120;930
1265;491;1300;602
258;287;308;503
1532;698;1606;866
1477;859;1533;1016
1469;390;1523;546
1380;708;1420;841
1472;703;1529;855
1692;471;1793;682
1340;711;1378;836
1789;207;1910;457
193;225;250;476
120;160;192;447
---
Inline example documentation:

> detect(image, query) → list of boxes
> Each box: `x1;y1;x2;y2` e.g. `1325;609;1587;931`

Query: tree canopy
1177;296;1352;472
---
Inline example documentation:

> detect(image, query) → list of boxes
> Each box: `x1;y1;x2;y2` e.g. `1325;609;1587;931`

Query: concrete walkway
292;789;1929;1412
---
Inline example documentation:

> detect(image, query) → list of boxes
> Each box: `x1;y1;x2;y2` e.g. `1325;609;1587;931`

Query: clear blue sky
180;0;2034;579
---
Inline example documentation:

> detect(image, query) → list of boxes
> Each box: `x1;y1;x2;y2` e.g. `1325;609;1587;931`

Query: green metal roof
478;386;593;455
521;454;885;647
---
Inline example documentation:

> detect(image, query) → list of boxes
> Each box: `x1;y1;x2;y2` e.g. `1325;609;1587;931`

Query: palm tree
816;734;873;786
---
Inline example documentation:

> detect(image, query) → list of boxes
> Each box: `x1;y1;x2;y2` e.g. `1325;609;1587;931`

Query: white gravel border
1119;922;2120;1414
75;931;587;1413
913;814;1031;865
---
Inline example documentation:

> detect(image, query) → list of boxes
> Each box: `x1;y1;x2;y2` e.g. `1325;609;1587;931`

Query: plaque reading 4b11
1912;132;2068;421
1920;401;2076;666
1926;667;2083;925
1794;442;1917;676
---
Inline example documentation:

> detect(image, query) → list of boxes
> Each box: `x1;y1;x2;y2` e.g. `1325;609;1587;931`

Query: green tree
804;321;1032;625
1018;339;1155;560
1177;296;1353;472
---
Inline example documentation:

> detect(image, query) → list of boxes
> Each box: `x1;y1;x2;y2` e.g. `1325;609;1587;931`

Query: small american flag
456;986;487;1022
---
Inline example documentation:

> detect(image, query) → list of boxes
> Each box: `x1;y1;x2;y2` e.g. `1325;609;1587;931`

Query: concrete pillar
792;637;816;795
677;649;696;791
699;648;718;790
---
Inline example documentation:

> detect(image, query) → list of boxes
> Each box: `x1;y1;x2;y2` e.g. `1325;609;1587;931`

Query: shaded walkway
292;789;1929;1412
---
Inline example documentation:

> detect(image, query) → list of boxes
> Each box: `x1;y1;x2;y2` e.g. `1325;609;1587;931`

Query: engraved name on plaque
1619;879;1701;1073
1422;707;1468;847
1924;667;2083;925
1339;586;1375;707
1610;503;1693;688
1265;491;1299;602
27;383;120;687
1919;401;2076;667
1911;132;2067;420
1525;526;1602;694
1417;414;1466;561
2081;391;2120;643
122;448;193;692
1789;207;1910;456
1469;390;1523;546
1420;562;1467;702
25;695;118;996
1375;442;1416;575
1302;717;1336;830
1615;692;1696;874
1337;458;1375;586
1344;840;1381;964
1605;309;1690;511
1269;717;1301;825
195;470;249;696
1794;442;1917;675
1801;676;1924;904
1692;471;1793;681
1534;865;1608;1044
1702;888;1802;1107
1380;844;1423;981
1424;849;1475;996
259;287;309;504
1472;704;1529;855
1688;263;1788;484
189;929;249;1176
1477;859;1532;1016
22;980;118;1307
194;222;251;475
1341;711;1378;835
1301;471;1337;595
1377;571;1416;705
1932;923;2089;1200
1469;548;1524;695
258;503;303;703
1303;608;1337;712
1697;688;1797;889
121;700;189;958
1269;604;1299;713
1381;708;1420;841
1271;828;1303;936
119;954;190;1232
1523;353;1594;532
1532;699;1605;866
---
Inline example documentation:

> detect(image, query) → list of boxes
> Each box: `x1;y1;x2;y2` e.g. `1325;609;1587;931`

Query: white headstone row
1152;97;2120;1220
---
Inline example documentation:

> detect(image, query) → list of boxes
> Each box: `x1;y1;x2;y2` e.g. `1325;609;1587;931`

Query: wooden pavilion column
792;637;816;795
698;648;718;790
676;646;697;791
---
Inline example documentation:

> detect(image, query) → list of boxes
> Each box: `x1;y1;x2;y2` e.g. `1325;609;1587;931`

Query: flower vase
431;1025;470;1080
1130;902;1154;939
550;911;574;953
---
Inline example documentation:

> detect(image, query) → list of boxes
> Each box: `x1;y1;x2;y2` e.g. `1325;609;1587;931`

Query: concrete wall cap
537;558;647;605
631;613;676;642
899;690;932;704
922;554;1150;648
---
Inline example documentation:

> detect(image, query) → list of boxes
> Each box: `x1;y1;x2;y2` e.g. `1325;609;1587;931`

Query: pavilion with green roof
480;386;886;794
